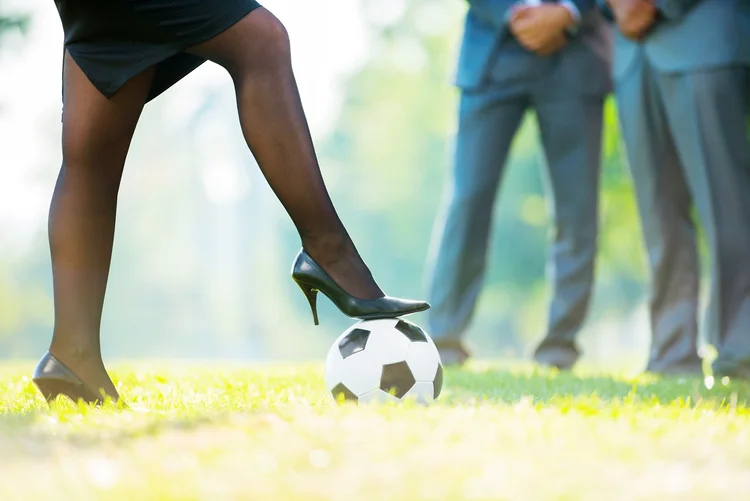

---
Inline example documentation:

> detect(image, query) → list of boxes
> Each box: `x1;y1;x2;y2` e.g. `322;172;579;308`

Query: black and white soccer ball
325;318;443;405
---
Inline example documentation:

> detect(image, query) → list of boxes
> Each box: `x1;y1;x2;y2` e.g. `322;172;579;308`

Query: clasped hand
608;0;657;40
509;4;574;56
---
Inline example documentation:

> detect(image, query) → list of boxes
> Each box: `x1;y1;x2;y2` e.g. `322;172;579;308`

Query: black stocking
47;52;153;400
190;7;384;300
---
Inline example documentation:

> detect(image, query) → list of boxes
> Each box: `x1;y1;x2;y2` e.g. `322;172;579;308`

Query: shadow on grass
0;404;235;448
441;363;750;408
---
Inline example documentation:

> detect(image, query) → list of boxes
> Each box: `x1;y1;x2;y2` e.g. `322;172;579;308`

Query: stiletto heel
295;279;320;326
34;378;78;404
291;248;430;324
31;352;125;408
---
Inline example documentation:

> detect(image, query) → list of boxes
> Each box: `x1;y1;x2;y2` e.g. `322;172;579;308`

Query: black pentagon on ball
331;382;358;403
395;320;428;343
433;364;443;399
338;328;370;359
379;361;416;399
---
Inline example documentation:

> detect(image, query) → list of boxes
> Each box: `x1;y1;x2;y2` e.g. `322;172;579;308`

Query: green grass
2;361;750;501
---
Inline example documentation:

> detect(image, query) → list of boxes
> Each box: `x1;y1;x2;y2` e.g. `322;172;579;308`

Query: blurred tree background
0;0;710;369
0;8;25;34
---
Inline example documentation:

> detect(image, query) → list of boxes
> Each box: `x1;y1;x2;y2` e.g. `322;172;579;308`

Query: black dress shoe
32;352;123;407
711;364;750;382
647;356;704;377
534;341;579;371
650;363;704;377
291;249;430;325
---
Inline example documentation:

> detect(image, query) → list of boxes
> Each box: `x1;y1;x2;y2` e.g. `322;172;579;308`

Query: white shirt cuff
505;1;581;31
504;3;524;24
559;1;581;33
560;1;581;20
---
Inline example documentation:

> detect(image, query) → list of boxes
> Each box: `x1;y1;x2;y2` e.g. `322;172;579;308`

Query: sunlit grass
2;361;750;500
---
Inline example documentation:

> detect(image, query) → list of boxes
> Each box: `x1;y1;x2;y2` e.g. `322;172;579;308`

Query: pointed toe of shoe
400;298;430;314
370;297;430;318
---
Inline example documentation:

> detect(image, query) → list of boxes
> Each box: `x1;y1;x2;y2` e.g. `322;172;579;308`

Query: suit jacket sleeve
468;0;599;29
567;0;598;15
466;0;517;30
597;0;614;21
654;0;703;20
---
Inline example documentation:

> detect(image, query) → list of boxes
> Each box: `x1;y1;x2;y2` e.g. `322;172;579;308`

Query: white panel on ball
324;348;344;391
358;322;411;365
338;350;382;395
405;342;441;382
358;318;399;330
403;381;435;404
358;389;401;405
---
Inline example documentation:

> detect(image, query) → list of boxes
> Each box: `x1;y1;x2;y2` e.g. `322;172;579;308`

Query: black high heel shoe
291;248;430;325
32;352;122;407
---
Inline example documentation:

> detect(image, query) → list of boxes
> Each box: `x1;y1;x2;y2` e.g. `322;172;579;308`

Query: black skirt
54;0;263;102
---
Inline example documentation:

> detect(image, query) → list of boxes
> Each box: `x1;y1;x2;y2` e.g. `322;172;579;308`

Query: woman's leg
188;7;383;300
47;52;154;400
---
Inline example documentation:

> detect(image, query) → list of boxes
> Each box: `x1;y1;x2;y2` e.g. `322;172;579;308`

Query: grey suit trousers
425;75;603;351
616;54;750;373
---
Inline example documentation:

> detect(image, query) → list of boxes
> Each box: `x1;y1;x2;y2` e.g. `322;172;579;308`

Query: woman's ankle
48;342;104;372
301;232;351;263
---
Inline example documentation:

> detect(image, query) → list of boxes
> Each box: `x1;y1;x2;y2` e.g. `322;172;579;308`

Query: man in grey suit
424;0;611;367
603;0;750;377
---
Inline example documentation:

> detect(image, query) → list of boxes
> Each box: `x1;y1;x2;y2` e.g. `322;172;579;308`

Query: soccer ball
324;318;443;405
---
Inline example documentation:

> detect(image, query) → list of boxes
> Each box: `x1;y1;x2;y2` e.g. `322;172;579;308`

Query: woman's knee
61;125;129;186
256;11;290;55
61;131;97;169
62;128;122;167
191;8;292;77
230;9;291;75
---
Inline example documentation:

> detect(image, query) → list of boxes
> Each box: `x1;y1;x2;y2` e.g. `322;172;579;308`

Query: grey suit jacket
600;0;750;81
455;0;612;96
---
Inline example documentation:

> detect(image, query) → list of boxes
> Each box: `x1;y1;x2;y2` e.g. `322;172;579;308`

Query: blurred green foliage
0;18;24;33
0;4;27;38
